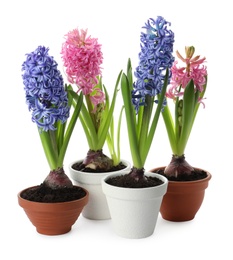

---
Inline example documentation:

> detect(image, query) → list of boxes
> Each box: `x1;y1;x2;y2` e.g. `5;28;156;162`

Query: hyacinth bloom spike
61;28;104;99
132;16;174;114
121;16;174;179
61;27;123;169
22;46;70;132
22;46;83;188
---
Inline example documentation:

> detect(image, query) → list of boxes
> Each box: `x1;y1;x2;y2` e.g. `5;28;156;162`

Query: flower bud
178;99;183;108
185;46;195;59
178;116;182;126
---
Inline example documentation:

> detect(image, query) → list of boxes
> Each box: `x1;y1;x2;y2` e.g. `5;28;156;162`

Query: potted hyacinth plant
102;16;174;239
17;46;89;235
151;46;212;221
61;28;130;220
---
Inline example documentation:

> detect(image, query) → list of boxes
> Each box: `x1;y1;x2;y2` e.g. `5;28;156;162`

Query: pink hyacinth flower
61;28;104;105
166;46;207;101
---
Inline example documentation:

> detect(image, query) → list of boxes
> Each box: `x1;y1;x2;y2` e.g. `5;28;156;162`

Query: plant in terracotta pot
150;46;212;221
61;27;130;220
102;16;174;239
18;46;89;235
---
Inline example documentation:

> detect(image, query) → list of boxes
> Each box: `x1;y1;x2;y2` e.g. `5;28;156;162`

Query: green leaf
142;68;169;164
178;79;195;154
116;105;124;164
57;91;83;166
97;70;122;149
121;72;142;168
161;100;177;154
39;129;58;170
80;103;97;149
191;75;207;128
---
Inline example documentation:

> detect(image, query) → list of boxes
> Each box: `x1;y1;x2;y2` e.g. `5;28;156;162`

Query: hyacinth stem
79;101;98;149
85;94;98;131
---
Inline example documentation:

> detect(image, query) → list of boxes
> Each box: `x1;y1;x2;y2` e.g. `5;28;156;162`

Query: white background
1;0;232;259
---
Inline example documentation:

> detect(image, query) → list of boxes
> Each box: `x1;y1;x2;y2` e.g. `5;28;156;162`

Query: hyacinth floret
166;46;207;103
22;46;70;131
61;28;104;103
132;16;175;113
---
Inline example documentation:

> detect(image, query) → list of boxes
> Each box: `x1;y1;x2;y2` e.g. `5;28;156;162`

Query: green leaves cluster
73;71;123;166
162;77;207;156
121;59;169;169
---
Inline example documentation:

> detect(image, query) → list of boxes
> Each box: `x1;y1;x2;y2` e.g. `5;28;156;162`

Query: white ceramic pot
69;159;131;220
102;171;168;239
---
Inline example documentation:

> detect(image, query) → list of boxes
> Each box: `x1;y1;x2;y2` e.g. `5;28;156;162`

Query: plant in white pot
102;16;175;239
150;46;212;221
18;46;89;235
61;27;130;220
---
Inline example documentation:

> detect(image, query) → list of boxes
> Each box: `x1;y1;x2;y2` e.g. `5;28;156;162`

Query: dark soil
73;161;164;188
153;168;207;181
72;161;126;173
20;184;87;203
106;174;164;188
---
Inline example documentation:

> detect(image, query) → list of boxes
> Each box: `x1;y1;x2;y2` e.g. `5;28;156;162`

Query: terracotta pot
150;167;211;222
102;171;168;239
69;159;131;220
18;186;89;235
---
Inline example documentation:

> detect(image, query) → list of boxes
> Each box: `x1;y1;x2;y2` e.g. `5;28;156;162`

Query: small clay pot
18;185;89;235
150;167;211;222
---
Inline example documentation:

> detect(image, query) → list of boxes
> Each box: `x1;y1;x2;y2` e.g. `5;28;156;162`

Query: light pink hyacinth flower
166;46;207;105
61;28;104;106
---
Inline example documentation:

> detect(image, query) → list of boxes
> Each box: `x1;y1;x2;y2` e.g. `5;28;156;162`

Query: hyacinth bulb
43;168;73;189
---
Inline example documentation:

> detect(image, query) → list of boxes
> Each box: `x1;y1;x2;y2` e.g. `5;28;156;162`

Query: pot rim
149;166;212;184
18;185;89;206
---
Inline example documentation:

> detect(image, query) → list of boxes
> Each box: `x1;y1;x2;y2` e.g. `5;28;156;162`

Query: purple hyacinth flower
132;16;175;113
22;46;70;131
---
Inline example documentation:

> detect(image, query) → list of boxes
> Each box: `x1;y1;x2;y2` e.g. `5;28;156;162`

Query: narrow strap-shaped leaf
39;129;58;170
116;106;124;164
191;75;207;129
78;97;98;149
97;84;110;135
142;68;169;165
121;73;142;168
57;91;83;166
56;84;72;154
161;101;177;154
178;79;195;154
97;70;122;148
